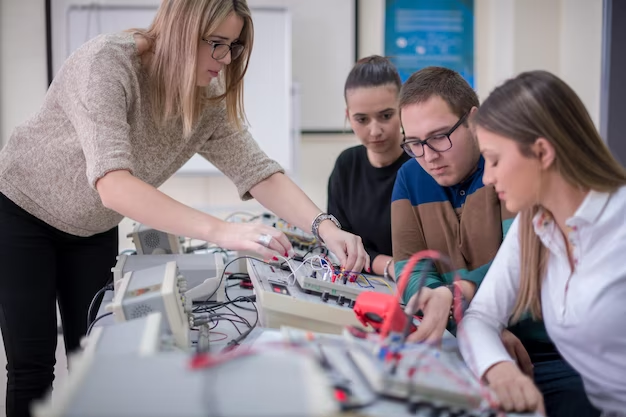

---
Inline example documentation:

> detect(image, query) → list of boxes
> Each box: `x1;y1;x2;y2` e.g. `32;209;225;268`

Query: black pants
534;358;600;417
0;193;118;417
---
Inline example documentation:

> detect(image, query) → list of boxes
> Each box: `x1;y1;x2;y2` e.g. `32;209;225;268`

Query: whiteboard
50;1;294;175
247;0;356;132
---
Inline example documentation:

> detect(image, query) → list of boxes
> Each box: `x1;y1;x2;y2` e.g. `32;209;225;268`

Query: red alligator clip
353;292;416;338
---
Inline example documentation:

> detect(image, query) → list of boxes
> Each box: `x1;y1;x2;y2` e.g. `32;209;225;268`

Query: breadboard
295;268;394;299
347;341;486;409
288;257;395;299
279;327;500;416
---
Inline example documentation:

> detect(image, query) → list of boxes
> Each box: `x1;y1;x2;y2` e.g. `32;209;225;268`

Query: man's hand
405;287;452;343
501;329;534;377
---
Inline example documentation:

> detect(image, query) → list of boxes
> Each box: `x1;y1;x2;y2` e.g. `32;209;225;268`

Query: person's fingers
404;292;421;316
341;236;359;272
510;383;530;412
327;242;348;269
424;320;446;345
537;397;546;416
352;242;368;273
257;226;291;257
493;385;513;411
514;342;534;378
520;382;542;413
245;242;276;261
423;302;448;344
408;311;439;343
407;328;424;343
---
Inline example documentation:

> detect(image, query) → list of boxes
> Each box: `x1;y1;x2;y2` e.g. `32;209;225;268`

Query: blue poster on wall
384;0;474;86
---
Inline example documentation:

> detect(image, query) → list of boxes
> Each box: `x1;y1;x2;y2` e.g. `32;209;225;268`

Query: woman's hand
211;221;294;261
318;221;369;273
485;361;545;415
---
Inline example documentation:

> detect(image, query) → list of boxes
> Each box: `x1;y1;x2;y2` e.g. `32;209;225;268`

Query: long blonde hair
474;70;626;321
133;0;253;136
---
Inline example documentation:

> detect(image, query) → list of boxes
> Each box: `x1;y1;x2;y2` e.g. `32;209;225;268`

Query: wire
193;295;254;313
87;284;113;329
283;255;331;285
193;295;259;348
210;331;228;342
184;243;209;253
201;256;275;304
368;277;394;293
394;250;499;409
213;317;244;335
225;273;255;311
218;311;251;328
86;312;112;336
356;275;375;288
224;211;259;222
223;300;259;351
301;245;328;258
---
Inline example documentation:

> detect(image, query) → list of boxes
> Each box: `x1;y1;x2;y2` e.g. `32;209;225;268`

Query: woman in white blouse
459;70;626;416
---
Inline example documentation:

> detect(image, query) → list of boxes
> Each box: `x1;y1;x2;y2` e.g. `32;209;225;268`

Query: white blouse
459;188;626;413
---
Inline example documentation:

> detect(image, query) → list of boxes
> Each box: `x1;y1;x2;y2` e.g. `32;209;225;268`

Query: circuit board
247;258;395;334
278;327;538;417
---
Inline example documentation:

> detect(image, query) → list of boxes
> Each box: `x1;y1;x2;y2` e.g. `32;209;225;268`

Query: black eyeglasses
400;112;469;158
201;38;245;60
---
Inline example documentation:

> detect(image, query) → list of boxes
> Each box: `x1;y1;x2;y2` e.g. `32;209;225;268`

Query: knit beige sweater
0;32;283;237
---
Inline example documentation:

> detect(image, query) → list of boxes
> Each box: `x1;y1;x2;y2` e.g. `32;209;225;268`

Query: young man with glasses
391;67;599;416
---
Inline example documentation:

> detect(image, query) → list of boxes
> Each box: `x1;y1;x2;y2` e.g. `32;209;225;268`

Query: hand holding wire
404;286;453;344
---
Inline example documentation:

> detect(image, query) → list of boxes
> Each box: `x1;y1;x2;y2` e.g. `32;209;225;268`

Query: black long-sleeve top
327;145;410;265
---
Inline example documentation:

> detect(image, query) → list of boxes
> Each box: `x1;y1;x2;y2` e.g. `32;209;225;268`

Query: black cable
301;245;328;259
213;317;243;335
210;313;251;328
184;243;209;253
201;255;273;308
225;276;255;312
197;299;255;328
194;296;257;340
208;313;252;336
215;305;252;327
87;284;113;329
86;312;113;336
202;256;259;304
223;298;259;351
228;273;250;280
225;272;249;290
193;295;256;313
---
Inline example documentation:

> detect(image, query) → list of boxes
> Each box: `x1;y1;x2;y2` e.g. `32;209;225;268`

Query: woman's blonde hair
133;0;253;136
474;70;626;321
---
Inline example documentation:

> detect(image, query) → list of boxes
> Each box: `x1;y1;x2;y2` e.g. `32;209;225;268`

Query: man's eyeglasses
201;39;245;60
400;112;469;158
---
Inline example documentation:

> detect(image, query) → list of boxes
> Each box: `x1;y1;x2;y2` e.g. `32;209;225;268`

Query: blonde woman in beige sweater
0;1;368;415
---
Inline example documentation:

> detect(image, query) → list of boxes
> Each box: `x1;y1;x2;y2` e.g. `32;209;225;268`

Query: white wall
0;0;604;249
0;0;49;145
356;0;603;126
